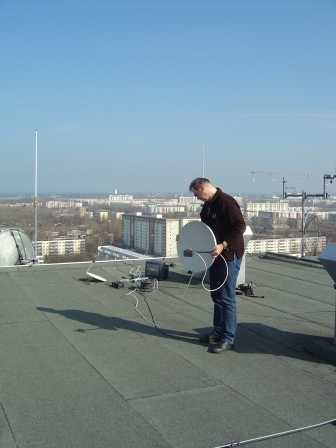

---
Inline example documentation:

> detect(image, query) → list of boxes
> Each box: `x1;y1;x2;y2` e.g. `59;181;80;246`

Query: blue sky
1;0;335;196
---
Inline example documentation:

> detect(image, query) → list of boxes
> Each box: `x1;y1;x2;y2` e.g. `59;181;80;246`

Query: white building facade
244;201;289;219
121;212;179;257
109;194;134;204
36;239;86;257
246;236;326;255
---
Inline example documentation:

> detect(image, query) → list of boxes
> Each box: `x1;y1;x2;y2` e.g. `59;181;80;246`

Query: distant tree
85;237;99;258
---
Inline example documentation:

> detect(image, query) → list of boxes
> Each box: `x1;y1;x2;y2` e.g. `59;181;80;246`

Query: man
189;177;246;354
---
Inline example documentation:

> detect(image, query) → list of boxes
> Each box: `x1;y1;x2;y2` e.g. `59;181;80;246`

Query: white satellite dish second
177;221;216;273
86;261;107;282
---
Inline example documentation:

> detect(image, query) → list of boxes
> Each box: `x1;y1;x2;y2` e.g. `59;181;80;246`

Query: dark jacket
200;188;246;261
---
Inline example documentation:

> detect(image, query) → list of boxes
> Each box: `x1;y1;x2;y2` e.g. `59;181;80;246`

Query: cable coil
139;278;155;292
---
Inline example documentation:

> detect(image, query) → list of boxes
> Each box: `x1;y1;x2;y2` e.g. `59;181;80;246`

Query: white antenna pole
202;144;204;177
34;129;38;258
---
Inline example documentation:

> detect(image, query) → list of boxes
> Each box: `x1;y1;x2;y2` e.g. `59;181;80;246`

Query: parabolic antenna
86;260;107;282
177;221;216;272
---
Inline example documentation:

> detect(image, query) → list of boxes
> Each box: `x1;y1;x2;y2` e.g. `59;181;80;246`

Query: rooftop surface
1;254;336;448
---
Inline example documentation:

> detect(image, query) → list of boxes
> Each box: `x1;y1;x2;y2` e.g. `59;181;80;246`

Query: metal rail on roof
216;417;336;447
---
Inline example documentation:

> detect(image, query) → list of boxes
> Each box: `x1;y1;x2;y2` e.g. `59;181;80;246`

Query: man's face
191;184;208;202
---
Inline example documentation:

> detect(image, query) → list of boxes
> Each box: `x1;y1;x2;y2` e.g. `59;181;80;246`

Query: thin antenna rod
202;144;204;177
34;129;38;257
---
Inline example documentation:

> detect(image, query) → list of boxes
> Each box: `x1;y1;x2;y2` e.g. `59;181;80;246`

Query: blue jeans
209;253;242;345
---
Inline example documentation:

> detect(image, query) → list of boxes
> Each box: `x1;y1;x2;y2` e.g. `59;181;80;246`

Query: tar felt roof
1;254;336;448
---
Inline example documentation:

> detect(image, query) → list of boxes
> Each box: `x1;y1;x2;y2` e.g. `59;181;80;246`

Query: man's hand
210;242;229;258
211;243;224;258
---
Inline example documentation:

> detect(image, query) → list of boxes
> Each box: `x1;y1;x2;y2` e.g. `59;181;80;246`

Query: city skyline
1;1;335;196
1;186;336;198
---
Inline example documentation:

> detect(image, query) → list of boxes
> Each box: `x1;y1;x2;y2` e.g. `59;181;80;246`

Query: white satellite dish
86;260;107;282
177;221;216;272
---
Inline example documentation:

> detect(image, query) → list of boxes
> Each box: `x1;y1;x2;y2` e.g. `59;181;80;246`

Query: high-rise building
122;212;179;257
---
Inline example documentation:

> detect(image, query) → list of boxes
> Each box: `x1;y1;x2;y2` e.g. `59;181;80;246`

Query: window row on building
121;212;179;257
246;236;326;255
36;239;86;256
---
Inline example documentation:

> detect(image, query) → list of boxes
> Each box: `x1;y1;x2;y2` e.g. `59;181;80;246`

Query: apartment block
109;194;133;204
45;201;83;208
97;211;109;221
36;239;86;257
178;196;199;204
179;218;201;229
244;201;289;219
246;236;326;255
121;212;179;257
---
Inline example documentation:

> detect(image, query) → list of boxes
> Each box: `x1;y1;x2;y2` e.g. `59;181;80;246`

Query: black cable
136;290;199;341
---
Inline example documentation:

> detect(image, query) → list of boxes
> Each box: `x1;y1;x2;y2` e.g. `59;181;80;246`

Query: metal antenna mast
34;129;38;258
250;171;321;198
202;144;205;177
250;170;336;257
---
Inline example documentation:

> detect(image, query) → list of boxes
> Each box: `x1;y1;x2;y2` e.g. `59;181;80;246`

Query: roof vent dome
0;228;35;266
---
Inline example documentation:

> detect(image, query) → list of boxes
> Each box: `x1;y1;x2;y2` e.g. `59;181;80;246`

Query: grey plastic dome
0;228;35;266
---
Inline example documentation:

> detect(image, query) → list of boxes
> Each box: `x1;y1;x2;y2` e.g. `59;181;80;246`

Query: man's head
189;177;217;202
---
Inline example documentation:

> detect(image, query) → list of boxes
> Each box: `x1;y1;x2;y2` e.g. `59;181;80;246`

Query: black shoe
198;333;220;344
212;341;234;354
